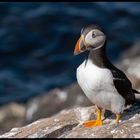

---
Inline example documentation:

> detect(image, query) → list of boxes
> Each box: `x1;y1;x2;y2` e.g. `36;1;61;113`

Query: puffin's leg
115;114;120;124
83;107;103;127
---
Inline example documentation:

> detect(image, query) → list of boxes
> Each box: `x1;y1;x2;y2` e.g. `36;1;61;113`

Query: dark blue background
0;2;140;104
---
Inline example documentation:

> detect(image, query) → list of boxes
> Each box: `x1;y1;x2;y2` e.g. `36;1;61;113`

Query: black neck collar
87;40;113;68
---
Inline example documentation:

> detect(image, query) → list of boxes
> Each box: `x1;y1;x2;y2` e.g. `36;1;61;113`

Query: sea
0;2;140;104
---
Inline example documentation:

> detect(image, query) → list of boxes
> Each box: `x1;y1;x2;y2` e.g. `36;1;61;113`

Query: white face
84;29;106;50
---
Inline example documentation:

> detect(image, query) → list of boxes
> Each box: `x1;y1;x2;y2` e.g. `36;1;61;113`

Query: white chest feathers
77;59;114;93
76;59;125;114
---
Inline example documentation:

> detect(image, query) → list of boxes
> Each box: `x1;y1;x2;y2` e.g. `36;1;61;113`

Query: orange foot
83;119;103;128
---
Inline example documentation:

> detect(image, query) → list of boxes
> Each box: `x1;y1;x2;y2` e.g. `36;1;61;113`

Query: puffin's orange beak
74;36;82;55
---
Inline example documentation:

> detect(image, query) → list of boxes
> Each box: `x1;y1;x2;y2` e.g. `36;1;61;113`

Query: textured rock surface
0;102;140;138
0;102;26;134
23;83;92;124
0;83;92;134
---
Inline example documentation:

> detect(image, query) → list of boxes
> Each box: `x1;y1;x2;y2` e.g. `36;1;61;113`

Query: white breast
76;59;125;114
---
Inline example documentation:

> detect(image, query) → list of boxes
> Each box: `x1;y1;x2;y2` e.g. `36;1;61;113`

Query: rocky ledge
0;99;140;138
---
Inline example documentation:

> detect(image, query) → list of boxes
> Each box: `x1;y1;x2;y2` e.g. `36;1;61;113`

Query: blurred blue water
0;2;140;104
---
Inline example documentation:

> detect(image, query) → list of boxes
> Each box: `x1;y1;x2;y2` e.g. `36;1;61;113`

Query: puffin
74;24;140;127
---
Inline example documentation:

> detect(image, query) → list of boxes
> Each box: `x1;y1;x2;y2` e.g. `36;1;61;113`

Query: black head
81;24;102;36
74;24;106;55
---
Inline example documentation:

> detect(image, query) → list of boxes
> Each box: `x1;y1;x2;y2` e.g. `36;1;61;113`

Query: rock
0;106;96;138
0;102;26;134
1;101;140;138
23;83;92;124
0;83;92;134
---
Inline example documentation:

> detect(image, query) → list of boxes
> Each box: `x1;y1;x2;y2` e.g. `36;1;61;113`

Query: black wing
111;68;135;106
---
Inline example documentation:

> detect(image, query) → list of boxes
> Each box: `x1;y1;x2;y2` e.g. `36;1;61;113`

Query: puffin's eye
92;32;96;38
